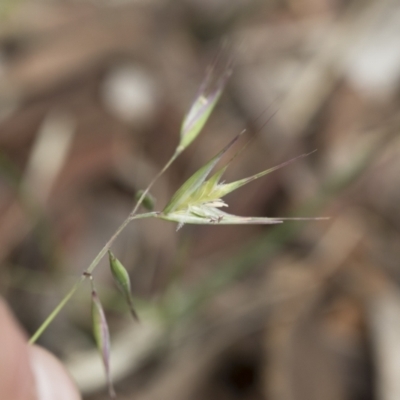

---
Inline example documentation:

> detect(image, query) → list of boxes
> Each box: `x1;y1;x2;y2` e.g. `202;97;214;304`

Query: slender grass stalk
30;149;180;344
29;212;157;344
130;150;180;217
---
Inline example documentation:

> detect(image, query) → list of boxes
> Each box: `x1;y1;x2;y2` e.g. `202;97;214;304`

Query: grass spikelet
108;251;139;321
161;139;327;228
135;190;155;211
90;277;116;398
177;51;232;153
164;133;243;214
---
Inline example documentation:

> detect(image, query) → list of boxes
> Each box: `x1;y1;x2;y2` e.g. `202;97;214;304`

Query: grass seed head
162;139;324;228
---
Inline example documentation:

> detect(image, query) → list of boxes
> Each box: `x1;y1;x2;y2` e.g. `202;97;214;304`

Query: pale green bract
178;93;222;152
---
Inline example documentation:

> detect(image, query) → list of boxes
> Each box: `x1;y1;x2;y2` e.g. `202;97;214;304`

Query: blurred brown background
1;0;400;399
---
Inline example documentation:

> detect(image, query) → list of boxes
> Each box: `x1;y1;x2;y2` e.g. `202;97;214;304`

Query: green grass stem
29;212;157;344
